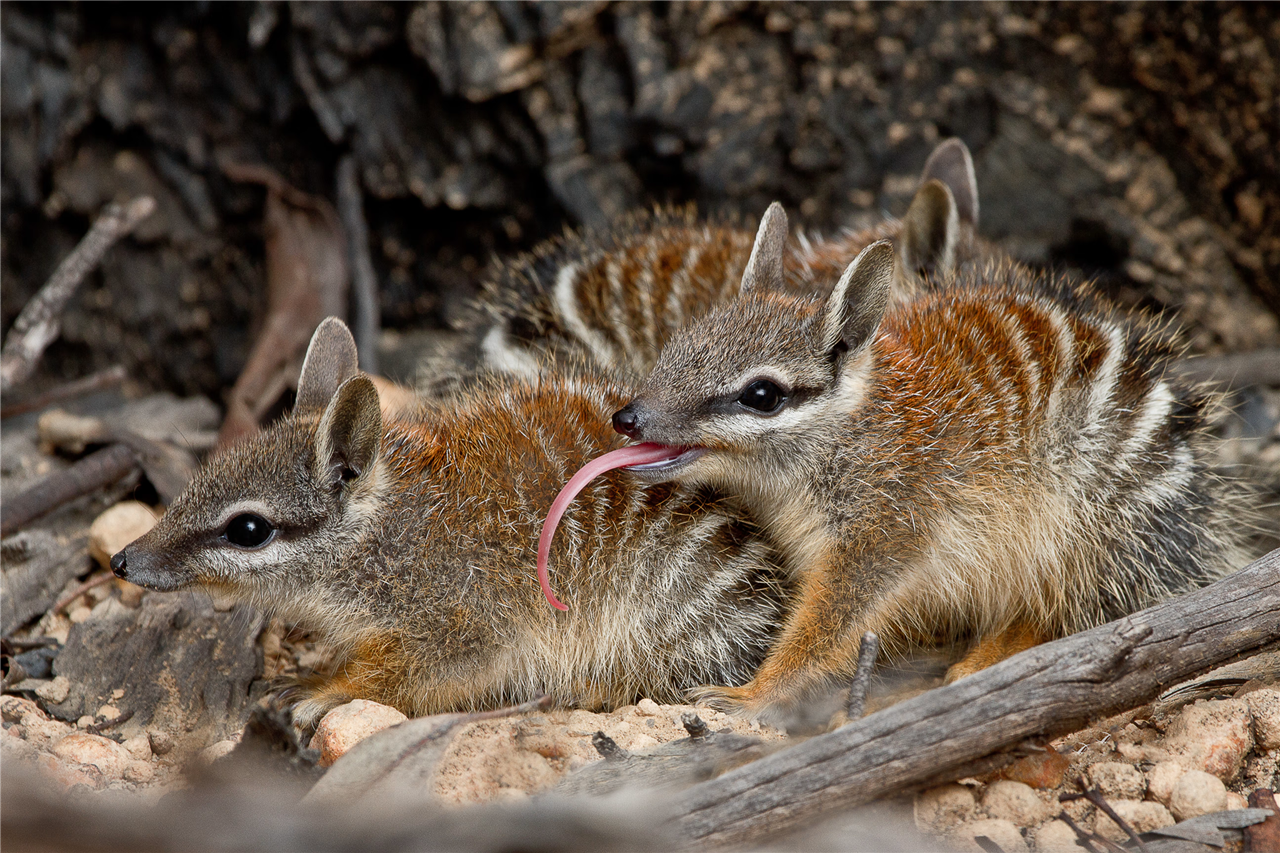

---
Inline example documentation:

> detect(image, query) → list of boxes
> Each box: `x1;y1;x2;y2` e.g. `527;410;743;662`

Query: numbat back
479;139;993;380
112;319;790;727
612;206;1250;720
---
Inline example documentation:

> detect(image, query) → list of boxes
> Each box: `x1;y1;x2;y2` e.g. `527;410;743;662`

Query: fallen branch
1172;348;1280;390
0;198;155;394
670;548;1280;848
0;444;139;538
0;364;127;420
336;155;380;375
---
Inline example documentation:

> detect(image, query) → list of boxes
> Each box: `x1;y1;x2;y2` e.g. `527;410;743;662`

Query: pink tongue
537;442;687;611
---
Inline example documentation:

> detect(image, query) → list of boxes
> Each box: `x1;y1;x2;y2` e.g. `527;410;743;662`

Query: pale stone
0;695;45;723
36;752;102;790
148;730;174;756
951;818;1029;853
1246;689;1280;750
52;731;131;777
199;739;238;764
635;697;662;716
68;605;92;624
1093;799;1173;842
1087;761;1145;800
96;704;121;721
123;760;154;783
982;780;1052;825
1225;791;1249;811
89;501;159;569
76;715;96;729
1031;819;1084;852
1169;769;1227;821
1162;699;1253;780
34;675;70;704
915;783;976;832
121;734;152;761
309;699;408;768
1145;760;1186;807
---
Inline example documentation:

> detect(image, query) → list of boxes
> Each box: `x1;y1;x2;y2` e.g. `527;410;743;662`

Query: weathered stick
671;548;1280;848
845;631;880;721
336;155;380;375
0;198;155;394
0;444;138;538
0;364;127;419
1172;348;1280;390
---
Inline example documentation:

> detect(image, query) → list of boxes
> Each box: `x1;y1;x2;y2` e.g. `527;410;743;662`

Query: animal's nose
110;549;128;579
612;406;640;439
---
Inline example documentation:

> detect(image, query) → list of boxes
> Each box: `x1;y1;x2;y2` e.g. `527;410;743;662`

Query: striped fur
475;143;993;382
117;344;791;728
621;257;1251;719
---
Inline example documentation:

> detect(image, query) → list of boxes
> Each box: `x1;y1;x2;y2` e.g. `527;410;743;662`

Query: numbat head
112;318;791;727
612;204;896;504
477;139;983;381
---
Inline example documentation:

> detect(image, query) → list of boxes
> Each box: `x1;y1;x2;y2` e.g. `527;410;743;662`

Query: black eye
224;513;276;548
738;379;785;413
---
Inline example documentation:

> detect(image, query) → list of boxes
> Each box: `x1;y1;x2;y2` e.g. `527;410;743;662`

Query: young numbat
477;138;992;381
110;318;793;728
593;204;1250;720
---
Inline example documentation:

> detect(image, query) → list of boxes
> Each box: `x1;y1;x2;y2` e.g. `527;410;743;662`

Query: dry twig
845;631;880;721
0;198;155;394
0;444;138;538
1;365;127;419
336;154;380;375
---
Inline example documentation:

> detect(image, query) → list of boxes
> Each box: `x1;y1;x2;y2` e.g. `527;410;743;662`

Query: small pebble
88;501;159;570
199;739;238;764
1087;761;1145;800
1093;799;1173;842
34;675;71;705
123;760;154;783
1245;689;1280;750
148;730;174;756
96;704;121;721
635;697;662;716
950;818;1028;853
122;734;152;761
982;780;1051;825
1030;820;1083;853
915;783;976;832
68;606;92;624
76;716;96;729
52;731;131;777
1169;769;1227;821
1145;760;1185;806
1163;699;1253;780
309;699;408;767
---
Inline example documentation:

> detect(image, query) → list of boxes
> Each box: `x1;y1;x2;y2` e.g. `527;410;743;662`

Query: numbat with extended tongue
110;318;792;727
589;204;1250;720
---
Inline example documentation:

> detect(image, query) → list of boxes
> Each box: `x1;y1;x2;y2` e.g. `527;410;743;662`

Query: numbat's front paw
686;682;775;719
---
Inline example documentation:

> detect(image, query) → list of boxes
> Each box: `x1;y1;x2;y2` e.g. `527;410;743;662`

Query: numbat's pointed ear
315;374;382;490
901;179;960;279
739;202;788;295
820;241;895;355
920;138;978;227
297;317;359;412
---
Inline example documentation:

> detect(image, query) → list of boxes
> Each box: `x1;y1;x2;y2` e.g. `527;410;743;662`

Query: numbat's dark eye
224;513;275;548
738;379;785;413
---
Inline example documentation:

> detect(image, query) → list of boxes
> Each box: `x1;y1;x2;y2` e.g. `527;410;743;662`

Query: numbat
599;204;1249;720
479;139;992;380
111;319;791;727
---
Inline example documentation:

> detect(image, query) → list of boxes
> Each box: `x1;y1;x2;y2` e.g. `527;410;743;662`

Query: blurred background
3;2;1277;401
